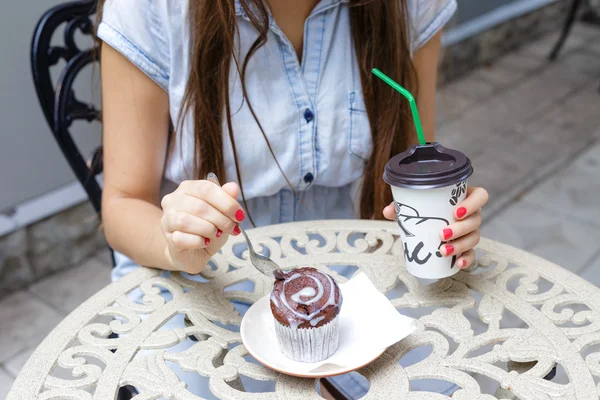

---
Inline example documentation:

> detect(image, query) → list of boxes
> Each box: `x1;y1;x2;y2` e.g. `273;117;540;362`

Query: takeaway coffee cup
383;142;474;279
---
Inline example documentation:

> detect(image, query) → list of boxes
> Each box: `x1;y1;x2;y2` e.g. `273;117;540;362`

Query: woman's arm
100;42;173;269
101;43;244;273
412;30;442;143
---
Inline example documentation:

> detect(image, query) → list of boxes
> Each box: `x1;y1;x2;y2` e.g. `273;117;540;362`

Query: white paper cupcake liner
274;317;340;363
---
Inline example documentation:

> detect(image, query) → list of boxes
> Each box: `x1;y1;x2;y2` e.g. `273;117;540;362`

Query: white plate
241;295;386;378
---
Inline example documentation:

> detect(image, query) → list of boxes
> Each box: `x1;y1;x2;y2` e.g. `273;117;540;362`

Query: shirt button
303;173;314;183
304;109;314;123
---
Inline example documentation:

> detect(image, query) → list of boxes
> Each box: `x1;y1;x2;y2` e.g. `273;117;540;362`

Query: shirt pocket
348;91;373;162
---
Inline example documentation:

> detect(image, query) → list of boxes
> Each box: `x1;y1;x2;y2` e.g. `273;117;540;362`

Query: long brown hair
97;0;416;222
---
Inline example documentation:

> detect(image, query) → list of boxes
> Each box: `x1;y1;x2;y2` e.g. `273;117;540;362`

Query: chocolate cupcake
270;267;342;362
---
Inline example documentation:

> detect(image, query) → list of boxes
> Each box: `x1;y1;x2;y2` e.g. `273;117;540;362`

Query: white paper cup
390;179;468;279
384;143;473;280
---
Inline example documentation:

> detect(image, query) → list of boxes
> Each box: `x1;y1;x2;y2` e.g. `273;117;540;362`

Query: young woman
97;0;488;397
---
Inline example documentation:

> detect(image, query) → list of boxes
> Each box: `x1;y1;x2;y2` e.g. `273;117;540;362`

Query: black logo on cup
395;203;457;269
450;181;467;206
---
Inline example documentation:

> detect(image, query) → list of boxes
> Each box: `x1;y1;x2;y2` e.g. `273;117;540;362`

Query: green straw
371;68;426;146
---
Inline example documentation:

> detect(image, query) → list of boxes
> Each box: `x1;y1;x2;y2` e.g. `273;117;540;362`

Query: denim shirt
98;0;456;222
99;0;456;279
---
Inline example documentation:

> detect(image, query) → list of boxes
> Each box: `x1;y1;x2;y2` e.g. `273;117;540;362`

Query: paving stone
495;51;547;73
0;202;108;300
570;23;600;41
556;49;600;77
28;202;99;255
28;202;107;280
471;86;600;214
29;226;107;280
442;74;496;101
470;63;526;87
482;201;600;274
0;229;34;295
520;32;586;59
94;247;113;267
447;60;592;137
580;252;600;289
522;142;600;228
3;347;34;378
469;130;561;200
435;88;474;125
0;291;63;363
29;256;111;314
586;38;600;56
0;368;14;400
537;86;600;140
435;116;500;162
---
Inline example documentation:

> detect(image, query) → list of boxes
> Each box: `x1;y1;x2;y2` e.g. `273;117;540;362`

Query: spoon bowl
206;173;283;279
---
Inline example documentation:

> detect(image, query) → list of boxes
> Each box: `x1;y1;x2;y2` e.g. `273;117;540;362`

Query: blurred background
1;0;600;397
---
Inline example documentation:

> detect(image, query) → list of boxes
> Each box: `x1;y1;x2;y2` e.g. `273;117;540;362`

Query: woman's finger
181;180;245;223
440;230;480;257
164;210;217;245
455;249;476;269
169;230;208;251
383;202;396;220
455;187;489;220
439;211;482;241
181;195;238;235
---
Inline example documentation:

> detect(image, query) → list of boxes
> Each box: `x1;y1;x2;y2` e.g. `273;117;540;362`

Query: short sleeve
97;0;170;90
407;0;457;51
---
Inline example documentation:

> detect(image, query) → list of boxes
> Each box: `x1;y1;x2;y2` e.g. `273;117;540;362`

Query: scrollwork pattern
7;221;600;400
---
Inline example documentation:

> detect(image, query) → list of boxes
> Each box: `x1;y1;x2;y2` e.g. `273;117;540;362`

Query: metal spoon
206;173;283;279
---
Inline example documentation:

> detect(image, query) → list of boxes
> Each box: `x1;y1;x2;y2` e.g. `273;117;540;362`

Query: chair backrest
31;0;103;214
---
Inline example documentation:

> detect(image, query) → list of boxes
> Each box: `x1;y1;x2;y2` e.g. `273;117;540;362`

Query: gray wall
0;0;101;213
455;0;521;24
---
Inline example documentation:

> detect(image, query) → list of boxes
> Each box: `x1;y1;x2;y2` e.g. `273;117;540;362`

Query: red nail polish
216;229;223;238
462;259;467;268
443;228;453;240
457;207;467;219
235;209;245;222
204;237;211;246
445;245;454;256
233;225;241;236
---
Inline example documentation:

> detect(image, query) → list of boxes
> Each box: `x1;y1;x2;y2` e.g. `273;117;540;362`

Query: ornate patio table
7;220;600;399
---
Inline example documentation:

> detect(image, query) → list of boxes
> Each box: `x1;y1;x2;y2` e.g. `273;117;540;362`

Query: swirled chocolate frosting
270;267;342;329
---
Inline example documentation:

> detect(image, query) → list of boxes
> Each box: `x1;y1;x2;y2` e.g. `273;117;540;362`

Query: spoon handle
206;172;222;187
206;173;253;251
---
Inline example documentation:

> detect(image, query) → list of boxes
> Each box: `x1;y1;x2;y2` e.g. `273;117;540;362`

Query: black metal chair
31;0;103;214
549;0;600;92
549;0;600;61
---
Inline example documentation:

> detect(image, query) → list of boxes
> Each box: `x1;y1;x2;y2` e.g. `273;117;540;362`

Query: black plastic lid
383;142;473;189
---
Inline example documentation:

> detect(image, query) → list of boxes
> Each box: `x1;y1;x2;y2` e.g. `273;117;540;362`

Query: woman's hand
383;186;489;269
160;180;245;274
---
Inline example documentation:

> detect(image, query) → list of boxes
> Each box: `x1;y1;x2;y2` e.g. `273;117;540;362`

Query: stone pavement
2;26;600;397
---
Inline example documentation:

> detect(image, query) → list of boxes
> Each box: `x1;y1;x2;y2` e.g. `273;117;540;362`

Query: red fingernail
233;225;241;236
443;228;453;240
235;209;245;222
445;245;454;256
204;237;211;246
457;207;467;219
216;229;223;238
461;259;467;268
